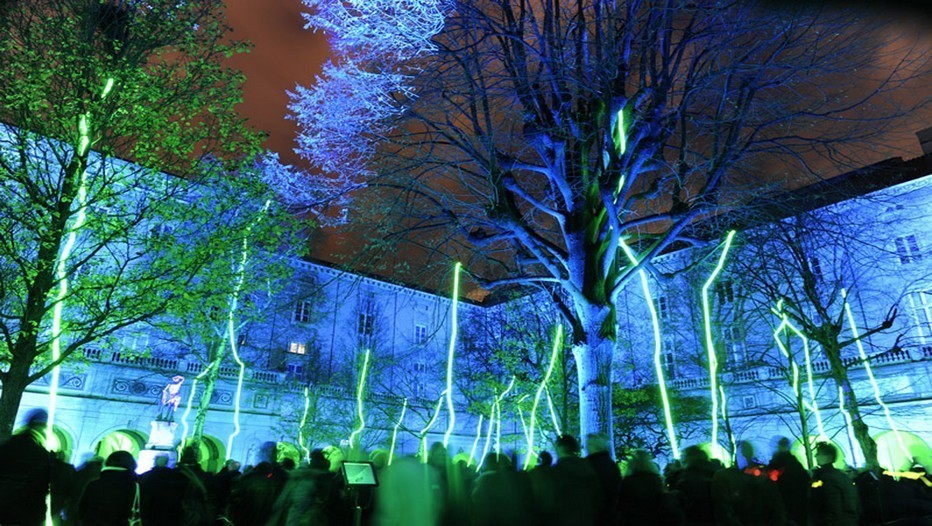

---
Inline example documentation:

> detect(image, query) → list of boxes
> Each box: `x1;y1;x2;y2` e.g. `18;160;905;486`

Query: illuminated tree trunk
825;344;879;469
572;337;614;450
192;340;224;448
797;392;814;469
0;356;33;439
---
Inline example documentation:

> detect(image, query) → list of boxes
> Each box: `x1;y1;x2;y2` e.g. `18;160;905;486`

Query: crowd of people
1;409;930;526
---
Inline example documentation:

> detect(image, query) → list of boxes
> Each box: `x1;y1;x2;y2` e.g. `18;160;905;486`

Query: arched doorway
277;442;301;467
15;424;73;462
874;430;931;471
791;436;846;469
94;429;147;461
180;435;226;473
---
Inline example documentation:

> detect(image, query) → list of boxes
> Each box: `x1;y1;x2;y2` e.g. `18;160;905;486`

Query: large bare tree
290;0;927;443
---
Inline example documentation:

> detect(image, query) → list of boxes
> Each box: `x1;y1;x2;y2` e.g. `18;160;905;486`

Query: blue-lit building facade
8;138;932;472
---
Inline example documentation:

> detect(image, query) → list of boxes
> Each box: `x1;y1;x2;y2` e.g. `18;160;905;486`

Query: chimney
918;126;932;156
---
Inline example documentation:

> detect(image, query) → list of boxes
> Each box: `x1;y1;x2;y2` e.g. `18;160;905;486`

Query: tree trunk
841;379;879;469
192;345;224;446
0;357;32;440
572;337;614;453
797;391;814;469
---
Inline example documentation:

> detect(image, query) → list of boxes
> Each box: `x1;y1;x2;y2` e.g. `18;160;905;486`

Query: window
293;300;311;323
414;324;428;345
123;333;148;351
658;296;671;321
808;257;823;281
288;342;307;355
908;289;932;345
662;337;677;379
414;362;427;374
723;326;747;365
716;280;735;304
895;235;922;264
286;363;304;376
742;395;757;410
357;311;374;338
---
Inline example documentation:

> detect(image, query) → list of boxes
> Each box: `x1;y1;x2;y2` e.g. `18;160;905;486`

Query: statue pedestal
147;419;178;448
138;419;179;473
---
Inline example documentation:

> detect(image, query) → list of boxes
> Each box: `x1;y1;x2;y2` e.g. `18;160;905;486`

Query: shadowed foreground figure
618;449;684;526
809;442;859;526
540;434;601;526
78;450;138;526
229;441;290;526
0;409;53;526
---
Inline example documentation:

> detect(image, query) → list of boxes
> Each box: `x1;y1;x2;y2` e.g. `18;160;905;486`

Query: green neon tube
225;200;272;458
388;398;408;466
842;289;912;464
179;361;218;445
516;396;532;461
443;262;462;447
524;325;563;469
468;414;484;467
838;386;862;467
495;376;516;458
477;404;495;471
613;107;628;156
545;387;562;436
46;77;115;526
620;240;680;459
781;314;827;438
419;392;446;463
700;231;736;450
348;348;372;450
299;387;311;462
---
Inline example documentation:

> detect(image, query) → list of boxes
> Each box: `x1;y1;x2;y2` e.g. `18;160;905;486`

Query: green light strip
225;199;272;459
838;386;862;467
620;240;680;459
348;348;372;450
842;289;912;464
443;262;462;447
419;392;446;463
719;385;736;463
782;316;827;438
46;78;115;526
387;398;407;466
545;387;561;436
613;107;628;157
523;325;563;469
180;362;217;445
516;395;531;461
477;404;495;471
468;414;484;467
700;231;735;450
298;387;311;462
494;376;516;458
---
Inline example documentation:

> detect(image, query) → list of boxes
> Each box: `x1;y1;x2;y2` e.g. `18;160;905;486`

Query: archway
874;430;931;471
94;429;147;461
180;434;226;473
790;436;846;469
14;424;73;462
277;442;301;467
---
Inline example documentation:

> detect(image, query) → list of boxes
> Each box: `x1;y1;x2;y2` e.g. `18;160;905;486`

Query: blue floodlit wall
613;160;932;467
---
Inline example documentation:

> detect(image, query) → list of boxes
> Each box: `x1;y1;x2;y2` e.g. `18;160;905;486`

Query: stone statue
157;375;185;421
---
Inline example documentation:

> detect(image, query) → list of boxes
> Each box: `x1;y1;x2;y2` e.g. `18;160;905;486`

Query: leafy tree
0;0;261;438
288;0;924;443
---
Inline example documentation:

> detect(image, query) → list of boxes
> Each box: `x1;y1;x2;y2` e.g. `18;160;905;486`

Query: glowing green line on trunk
622;239;679;459
420;391;446;463
349;348;372;450
468;414;485;467
180;361;217;445
443;262;462;447
226;199;272;459
299;387;311;462
388;398;407;466
842;289;911;464
838;386;862;467
773;301;826;439
545;387;561;436
524;325;563;469
494;376;516;459
701;231;735;450
477;405;495;471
